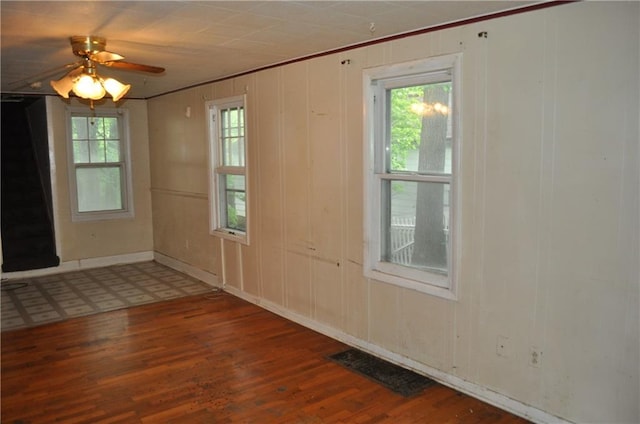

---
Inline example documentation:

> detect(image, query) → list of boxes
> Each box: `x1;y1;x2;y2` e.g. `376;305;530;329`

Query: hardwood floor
2;292;529;423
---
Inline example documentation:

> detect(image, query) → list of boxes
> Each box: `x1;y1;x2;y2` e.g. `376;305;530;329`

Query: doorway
1;95;59;272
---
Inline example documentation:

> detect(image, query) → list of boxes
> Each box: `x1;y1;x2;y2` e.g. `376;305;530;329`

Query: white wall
147;3;640;423
47;97;154;263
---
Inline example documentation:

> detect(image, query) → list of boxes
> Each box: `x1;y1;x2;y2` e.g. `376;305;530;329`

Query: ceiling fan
50;35;165;106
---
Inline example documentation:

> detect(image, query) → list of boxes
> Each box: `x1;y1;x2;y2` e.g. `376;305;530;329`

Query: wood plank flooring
2;292;529;423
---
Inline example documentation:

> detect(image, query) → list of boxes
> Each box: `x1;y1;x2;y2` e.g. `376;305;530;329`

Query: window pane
89;139;105;163
220;107;245;167
384;180;449;275
72;117;88;140
221;175;246;231
105;140;120;162
89;117;105;140
76;167;123;212
103;117;119;139
389;82;452;175
73;140;89;163
226;174;245;190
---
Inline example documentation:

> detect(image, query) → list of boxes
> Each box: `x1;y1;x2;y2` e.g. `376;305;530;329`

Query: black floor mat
328;348;437;397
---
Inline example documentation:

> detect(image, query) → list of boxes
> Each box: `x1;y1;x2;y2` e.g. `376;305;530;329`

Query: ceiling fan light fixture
103;77;130;102
72;74;106;100
47;35;163;106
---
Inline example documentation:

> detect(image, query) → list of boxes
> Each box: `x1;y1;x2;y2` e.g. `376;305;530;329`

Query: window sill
71;209;134;222
365;267;457;300
211;229;248;245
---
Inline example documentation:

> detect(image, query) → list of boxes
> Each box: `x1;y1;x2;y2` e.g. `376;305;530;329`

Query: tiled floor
1;261;215;331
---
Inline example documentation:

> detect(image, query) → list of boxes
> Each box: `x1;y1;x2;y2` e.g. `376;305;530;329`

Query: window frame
363;54;461;299
206;95;250;245
66;107;134;222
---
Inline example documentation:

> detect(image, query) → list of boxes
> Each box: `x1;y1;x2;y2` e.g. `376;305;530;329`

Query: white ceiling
1;1;542;99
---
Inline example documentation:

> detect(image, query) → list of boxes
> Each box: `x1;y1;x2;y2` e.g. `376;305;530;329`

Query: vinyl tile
1;261;215;331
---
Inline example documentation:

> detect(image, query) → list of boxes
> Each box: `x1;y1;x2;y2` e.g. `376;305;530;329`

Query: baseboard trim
2;251;154;280
153;252;221;288
224;285;572;424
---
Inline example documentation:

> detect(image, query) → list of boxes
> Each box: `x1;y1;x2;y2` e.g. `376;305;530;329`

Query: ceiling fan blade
102;61;165;73
91;50;124;63
8;61;82;89
64;66;85;78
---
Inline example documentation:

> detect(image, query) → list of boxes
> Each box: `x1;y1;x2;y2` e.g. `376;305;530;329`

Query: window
207;95;249;244
67;108;133;221
363;54;460;299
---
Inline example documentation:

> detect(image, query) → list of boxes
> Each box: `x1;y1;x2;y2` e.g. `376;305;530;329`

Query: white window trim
206;95;250;245
363;53;462;300
66;107;134;222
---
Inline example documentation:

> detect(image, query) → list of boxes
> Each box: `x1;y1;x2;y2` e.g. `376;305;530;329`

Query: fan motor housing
70;36;106;57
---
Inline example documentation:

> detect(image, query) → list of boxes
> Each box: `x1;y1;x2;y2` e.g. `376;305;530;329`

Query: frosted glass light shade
50;75;75;98
51;68;131;104
72;74;106;100
103;78;130;101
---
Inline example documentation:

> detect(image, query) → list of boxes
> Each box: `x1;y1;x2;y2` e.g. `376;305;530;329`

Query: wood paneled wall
147;3;640;423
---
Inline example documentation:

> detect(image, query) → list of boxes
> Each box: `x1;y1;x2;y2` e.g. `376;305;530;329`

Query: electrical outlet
530;347;542;367
496;335;509;357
